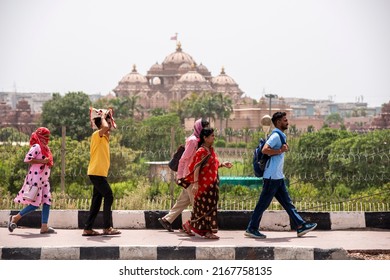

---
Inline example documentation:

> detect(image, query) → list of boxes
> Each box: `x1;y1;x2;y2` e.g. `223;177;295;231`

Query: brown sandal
102;227;121;235
204;232;220;239
82;229;101;236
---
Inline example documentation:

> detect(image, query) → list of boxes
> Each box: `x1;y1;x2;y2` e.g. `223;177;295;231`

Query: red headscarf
30;127;53;167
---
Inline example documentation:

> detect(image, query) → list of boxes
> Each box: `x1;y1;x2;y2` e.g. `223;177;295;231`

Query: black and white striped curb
1;210;389;230
0;245;350;260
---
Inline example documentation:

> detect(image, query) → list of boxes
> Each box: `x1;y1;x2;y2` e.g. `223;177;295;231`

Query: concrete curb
1;210;389;230
0;245;351;260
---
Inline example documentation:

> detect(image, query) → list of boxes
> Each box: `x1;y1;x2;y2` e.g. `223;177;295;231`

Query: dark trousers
247;178;305;231
84;175;114;230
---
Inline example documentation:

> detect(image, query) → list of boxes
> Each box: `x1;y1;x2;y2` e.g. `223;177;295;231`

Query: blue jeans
247;179;305;231
19;203;50;224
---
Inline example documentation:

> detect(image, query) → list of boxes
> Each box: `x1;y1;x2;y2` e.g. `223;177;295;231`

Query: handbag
23;185;39;201
168;144;185;172
176;177;192;189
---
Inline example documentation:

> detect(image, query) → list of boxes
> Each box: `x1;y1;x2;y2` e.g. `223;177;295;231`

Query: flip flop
7;215;17;233
82;229;101;236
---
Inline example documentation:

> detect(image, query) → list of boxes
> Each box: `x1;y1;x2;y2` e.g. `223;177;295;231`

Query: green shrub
214;139;226;147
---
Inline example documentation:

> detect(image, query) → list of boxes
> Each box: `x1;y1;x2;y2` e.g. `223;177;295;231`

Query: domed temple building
113;42;244;110
112;42;279;131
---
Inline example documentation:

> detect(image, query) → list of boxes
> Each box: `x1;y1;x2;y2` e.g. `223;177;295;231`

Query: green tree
289;124;299;136
324;113;343;126
6;144;31;194
307;125;315;133
242;127;253;143
213;93;233;134
92;96;112;111
93;96;144;119
328;129;390;191
40;92;92;141
201;93;218;123
184;93;206;120
0;127;29;142
169;100;188;125
127;95;144;119
182;93;220;122
225;127;234;142
150;108;167;116
285;128;352;192
115;118;139;148
135;114;184;161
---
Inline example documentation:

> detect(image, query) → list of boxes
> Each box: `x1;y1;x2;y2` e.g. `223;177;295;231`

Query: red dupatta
30;127;53;167
185;146;219;197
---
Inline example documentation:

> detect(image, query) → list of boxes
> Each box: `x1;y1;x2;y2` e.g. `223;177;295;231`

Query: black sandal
8;216;17;233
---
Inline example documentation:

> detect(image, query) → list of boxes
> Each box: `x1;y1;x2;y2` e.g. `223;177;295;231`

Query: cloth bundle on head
89;107;117;130
30;127;54;167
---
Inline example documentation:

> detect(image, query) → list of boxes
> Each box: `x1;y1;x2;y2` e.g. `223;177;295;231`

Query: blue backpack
253;130;286;177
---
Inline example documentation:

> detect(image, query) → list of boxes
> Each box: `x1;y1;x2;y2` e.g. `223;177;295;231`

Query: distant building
113;42;244;111
0;91;52;113
370;101;390;129
0;97;38;133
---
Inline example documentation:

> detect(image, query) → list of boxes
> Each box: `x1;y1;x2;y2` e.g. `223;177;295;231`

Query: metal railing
2;197;389;212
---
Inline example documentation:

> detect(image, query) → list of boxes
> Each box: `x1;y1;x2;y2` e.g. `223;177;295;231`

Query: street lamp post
264;94;278;116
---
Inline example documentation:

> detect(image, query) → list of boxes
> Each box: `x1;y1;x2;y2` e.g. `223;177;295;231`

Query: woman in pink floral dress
8;127;56;234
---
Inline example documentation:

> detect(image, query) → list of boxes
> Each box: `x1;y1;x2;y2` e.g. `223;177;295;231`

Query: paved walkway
1;227;389;260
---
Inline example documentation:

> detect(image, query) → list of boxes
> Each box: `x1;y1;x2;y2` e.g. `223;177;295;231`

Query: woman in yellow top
82;108;121;236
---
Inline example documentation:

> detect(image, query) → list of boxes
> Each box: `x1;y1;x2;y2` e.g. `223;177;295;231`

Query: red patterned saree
185;146;220;236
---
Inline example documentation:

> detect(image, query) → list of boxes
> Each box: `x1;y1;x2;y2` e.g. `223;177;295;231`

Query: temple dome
178;63;191;73
149;62;163;72
171;67;213;92
211;67;237;85
197;63;210;75
178;69;207;83
113;65;151;98
120;65;148;84
162;42;196;66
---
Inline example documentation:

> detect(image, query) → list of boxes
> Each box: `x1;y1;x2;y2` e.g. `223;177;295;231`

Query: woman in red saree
182;128;232;239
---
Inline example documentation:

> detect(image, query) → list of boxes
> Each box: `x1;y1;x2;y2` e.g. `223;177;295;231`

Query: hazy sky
1;0;389;107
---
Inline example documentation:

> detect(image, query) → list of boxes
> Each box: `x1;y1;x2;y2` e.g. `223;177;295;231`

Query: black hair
94;114;111;129
198;127;214;148
201;119;210;128
94;118;102;129
272;112;286;126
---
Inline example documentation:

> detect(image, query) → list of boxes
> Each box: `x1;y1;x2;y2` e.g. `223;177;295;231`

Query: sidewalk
1;227;389;260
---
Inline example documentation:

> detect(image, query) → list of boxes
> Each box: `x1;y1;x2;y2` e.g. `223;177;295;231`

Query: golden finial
176;41;182;51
